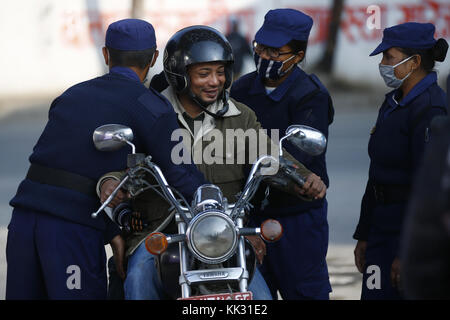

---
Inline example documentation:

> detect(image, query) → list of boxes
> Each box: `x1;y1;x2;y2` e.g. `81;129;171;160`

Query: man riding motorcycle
99;25;327;300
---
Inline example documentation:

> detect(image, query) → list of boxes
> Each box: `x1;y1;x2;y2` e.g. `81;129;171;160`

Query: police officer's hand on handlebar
297;173;327;200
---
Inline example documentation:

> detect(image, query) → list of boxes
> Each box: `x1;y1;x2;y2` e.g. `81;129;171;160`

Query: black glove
112;202;148;234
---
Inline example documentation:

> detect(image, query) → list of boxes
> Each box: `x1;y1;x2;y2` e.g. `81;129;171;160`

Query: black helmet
163;25;234;94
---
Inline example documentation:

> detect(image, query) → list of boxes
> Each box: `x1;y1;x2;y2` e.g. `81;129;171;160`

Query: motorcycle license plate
179;292;253;300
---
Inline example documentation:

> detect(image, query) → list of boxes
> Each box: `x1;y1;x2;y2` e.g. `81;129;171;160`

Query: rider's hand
110;234;126;280
100;179;129;208
246;235;266;265
297;173;326;200
354;240;367;273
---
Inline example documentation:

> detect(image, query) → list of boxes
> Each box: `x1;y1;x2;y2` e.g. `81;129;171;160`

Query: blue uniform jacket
10;67;206;241
231;67;334;216
354;72;448;241
447;73;450;109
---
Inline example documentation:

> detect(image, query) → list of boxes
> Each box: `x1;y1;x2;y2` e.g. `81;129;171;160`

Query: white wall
331;0;450;88
1;0;449;98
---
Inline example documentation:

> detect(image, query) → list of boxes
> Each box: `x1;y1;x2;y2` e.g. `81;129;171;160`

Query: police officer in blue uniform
231;9;334;300
353;22;448;300
6;19;205;299
447;73;450;109
401;115;450;299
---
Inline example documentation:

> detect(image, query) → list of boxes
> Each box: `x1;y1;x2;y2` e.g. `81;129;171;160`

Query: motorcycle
91;124;326;300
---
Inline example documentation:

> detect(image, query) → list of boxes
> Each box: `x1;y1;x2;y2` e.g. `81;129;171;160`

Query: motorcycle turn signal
145;232;169;255
260;219;283;242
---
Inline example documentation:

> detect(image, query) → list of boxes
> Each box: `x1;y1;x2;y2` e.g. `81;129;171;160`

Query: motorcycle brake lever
91;175;130;218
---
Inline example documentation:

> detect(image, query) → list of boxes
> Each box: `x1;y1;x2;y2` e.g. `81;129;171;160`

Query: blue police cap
255;9;313;48
105;19;156;51
370;22;437;56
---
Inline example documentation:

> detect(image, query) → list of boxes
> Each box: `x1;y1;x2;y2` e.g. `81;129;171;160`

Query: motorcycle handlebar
92;153;305;223
278;157;305;187
282;165;305;187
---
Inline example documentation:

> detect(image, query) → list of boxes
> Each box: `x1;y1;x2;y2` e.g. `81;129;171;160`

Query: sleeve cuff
353;225;369;241
96;175;121;198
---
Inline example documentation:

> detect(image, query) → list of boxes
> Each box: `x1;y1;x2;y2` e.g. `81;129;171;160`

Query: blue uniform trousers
251;201;332;300
6;208;107;299
361;233;402;300
361;203;403;300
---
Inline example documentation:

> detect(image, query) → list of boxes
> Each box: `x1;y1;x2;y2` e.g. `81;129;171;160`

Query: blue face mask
254;52;296;80
378;55;414;88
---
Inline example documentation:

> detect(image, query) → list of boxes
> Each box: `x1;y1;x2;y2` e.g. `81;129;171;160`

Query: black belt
26;163;97;197
372;183;410;205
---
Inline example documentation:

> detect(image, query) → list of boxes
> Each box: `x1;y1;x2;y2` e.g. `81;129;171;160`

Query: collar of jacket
162;86;241;147
386;71;438;109
109;66;141;82
249;66;305;102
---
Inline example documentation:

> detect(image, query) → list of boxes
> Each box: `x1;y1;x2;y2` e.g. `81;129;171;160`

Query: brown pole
316;0;345;73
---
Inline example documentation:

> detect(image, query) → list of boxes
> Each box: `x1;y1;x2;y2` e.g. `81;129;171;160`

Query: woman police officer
231;9;334;300
353;22;448;299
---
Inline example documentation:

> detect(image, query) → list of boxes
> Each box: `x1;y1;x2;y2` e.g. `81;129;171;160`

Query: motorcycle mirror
282;125;326;156
93;124;135;152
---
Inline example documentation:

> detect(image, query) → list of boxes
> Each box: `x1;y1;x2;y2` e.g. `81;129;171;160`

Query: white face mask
378;55;414;88
142;53;155;88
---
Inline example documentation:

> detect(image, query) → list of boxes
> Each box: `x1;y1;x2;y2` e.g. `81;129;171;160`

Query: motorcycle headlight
187;211;237;264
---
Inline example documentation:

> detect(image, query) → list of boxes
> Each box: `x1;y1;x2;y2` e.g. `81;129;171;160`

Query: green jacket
98;87;312;256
